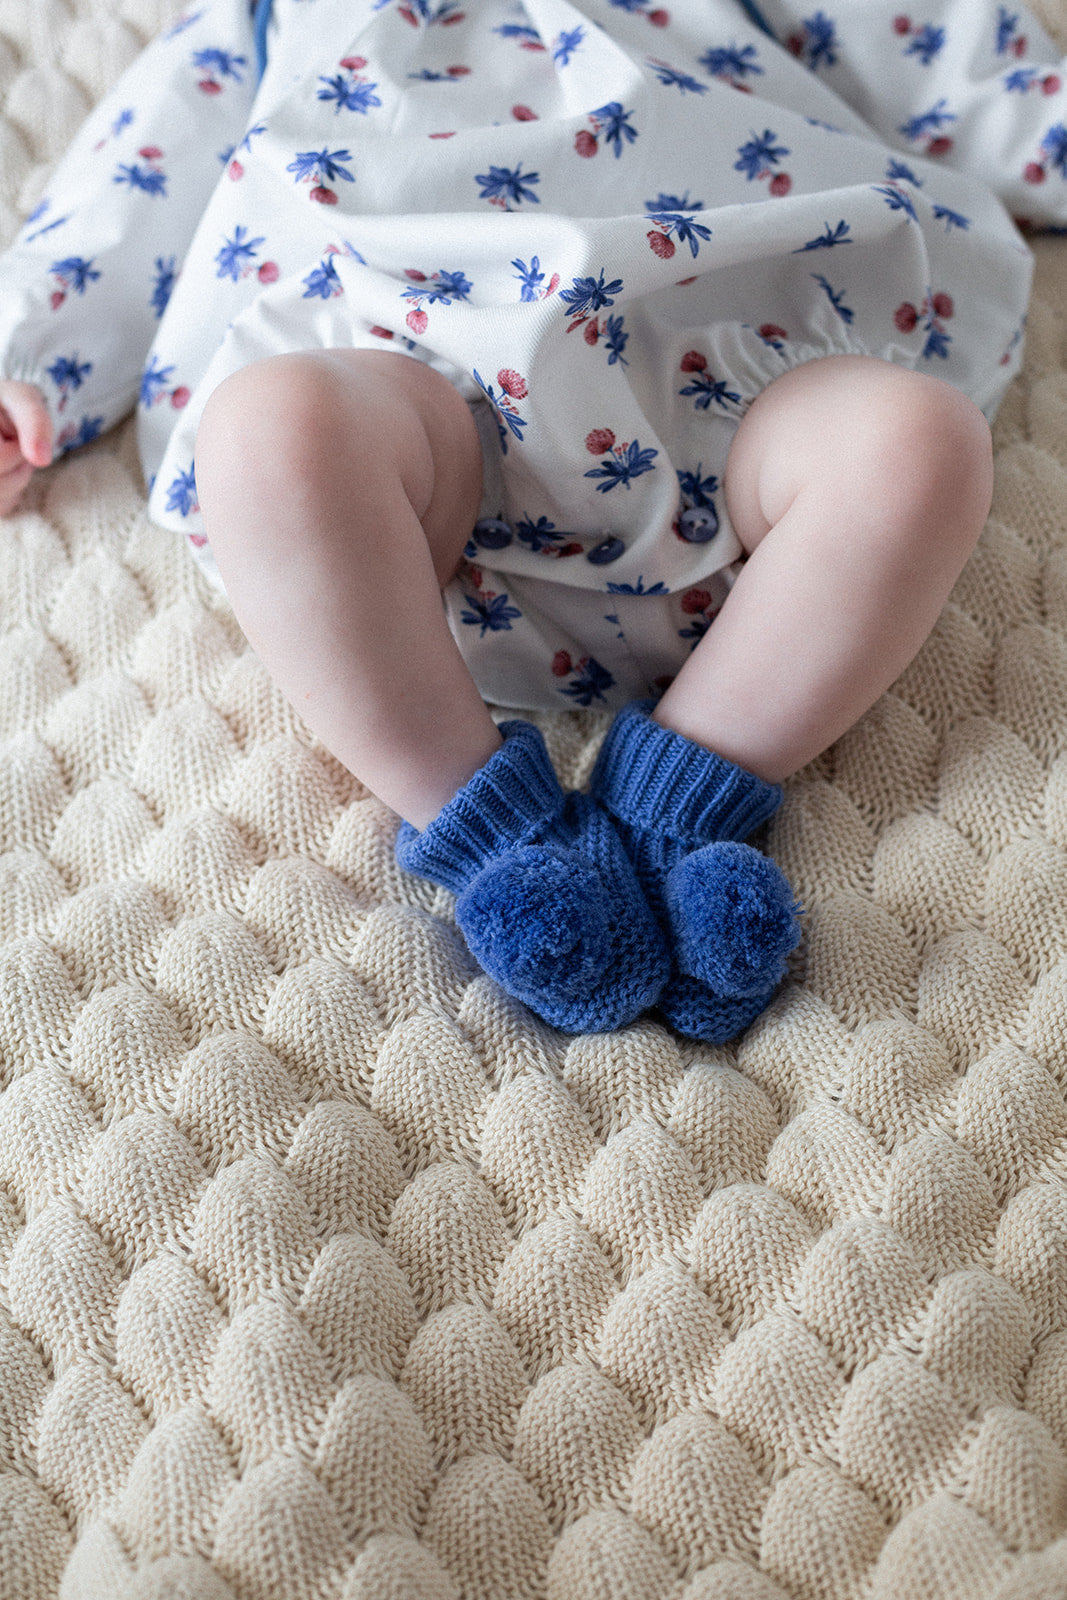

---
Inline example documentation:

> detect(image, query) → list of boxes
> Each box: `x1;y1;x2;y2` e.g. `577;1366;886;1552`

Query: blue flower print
678;353;742;410
794;219;851;251
461;589;522;634
700;42;763;83
50;256;101;300
318;68;382;115
46;354;92;410
1004;66;1041;91
516;514;582;555
114;159;167;196
588;103;638;159
553;26;584;65
165;463;199;517
995;6;1026;56
677;465;720;510
110;108;135;139
402;268;473;307
473;368;529;452
647;60;707;94
812;273;854;324
140;355;175;407
584;438;659;492
646;190;704;214
886;158;923;186
192;47;247;88
24;202;69;244
55;415;104;455
899;99;957;155
602;314;629;366
932;204;970;231
475;164;541;208
606;576;668;595
397;0;465;23
164;11;204;38
560;269;624;328
496;22;544;46
512;256;560;301
645;211;712;259
151;256;177;317
286;148;357;203
1041;124;1067;178
557;655;615;707
787;11;839;70
873;182;918;221
734;129;789;181
898;21;945;64
215;225;266;281
303;256;343;298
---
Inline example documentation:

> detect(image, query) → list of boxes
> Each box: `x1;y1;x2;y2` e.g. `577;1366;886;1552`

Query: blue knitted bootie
589;700;801;1043
395;720;670;1034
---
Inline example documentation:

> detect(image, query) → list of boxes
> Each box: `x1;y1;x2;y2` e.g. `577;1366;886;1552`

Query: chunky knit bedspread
2;3;1067;1597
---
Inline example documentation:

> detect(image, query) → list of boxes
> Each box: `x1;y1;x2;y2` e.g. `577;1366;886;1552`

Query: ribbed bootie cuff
592;699;783;844
395;719;567;892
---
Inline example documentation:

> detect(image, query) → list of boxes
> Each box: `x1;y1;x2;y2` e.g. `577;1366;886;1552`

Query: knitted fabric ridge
2;2;1067;1597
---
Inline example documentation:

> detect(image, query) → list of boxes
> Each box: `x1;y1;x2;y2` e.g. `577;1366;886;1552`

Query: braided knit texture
2;3;1067;1597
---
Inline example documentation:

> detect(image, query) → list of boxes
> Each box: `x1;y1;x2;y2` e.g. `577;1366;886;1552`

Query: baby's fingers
0;382;52;467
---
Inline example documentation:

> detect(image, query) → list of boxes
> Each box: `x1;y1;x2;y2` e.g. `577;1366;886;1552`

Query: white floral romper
0;0;1064;710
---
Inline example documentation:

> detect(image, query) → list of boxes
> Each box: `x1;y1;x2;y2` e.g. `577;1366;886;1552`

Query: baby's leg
654;354;994;782
195;349;502;828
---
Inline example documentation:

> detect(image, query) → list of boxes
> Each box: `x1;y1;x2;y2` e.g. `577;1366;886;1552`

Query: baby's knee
197;352;339;475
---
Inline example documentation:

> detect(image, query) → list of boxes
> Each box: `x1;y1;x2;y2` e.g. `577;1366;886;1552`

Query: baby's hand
0;380;52;516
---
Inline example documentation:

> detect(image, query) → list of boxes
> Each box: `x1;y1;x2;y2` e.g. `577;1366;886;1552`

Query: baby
1;0;1064;1040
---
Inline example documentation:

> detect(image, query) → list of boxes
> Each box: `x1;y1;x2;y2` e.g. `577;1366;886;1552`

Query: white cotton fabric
0;0;1063;708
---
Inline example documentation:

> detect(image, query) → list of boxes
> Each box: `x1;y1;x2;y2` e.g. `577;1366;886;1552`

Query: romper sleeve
0;0;259;454
749;0;1067;228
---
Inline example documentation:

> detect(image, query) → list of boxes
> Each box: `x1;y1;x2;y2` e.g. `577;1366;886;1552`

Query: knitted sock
396;719;670;1034
589;699;801;1042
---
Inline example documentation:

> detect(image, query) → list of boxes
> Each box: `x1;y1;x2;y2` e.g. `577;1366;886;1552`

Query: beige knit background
2;3;1067;1597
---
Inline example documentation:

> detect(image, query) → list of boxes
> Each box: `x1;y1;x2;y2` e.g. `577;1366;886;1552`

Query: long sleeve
749;0;1067;227
0;0;259;454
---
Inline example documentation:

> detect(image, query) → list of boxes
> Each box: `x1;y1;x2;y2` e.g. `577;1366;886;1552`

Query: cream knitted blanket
2;4;1067;1598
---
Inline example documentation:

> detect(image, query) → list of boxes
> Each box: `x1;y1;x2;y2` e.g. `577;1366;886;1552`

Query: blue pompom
664;841;800;997
456;845;612;1009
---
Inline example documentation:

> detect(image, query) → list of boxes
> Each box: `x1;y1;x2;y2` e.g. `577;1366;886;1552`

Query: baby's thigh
198;347;483;587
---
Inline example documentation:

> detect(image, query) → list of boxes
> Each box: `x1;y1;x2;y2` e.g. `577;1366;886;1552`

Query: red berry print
575;129;598;157
894;302;919;333
310;186;338;204
50;290;66;310
257;261;280;284
171;386;190;409
339;56;367;70
446;64;470;75
552;650;573;677
399;5;418;23
1024;161;1046;184
369;325;395;339
648;8;670;24
441;11;465;22
787;32;804;55
1043;74;1062;94
927;135;954;157
1012;34;1027;56
228;159;244;180
892;14;912;33
680;588;712;614
931;291;953;319
497;368;528;398
198;79;222;94
428;131;457;138
647;230;675;258
583;319;600;345
759;323;787;342
769;172;792;197
407;307;429;335
512;104;537;120
139;146;163;160
680;350;707;372
405;269;428;281
585;428;616;454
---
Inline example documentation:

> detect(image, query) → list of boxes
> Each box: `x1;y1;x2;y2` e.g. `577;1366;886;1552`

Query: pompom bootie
589;700;801;1042
395;719;670;1034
